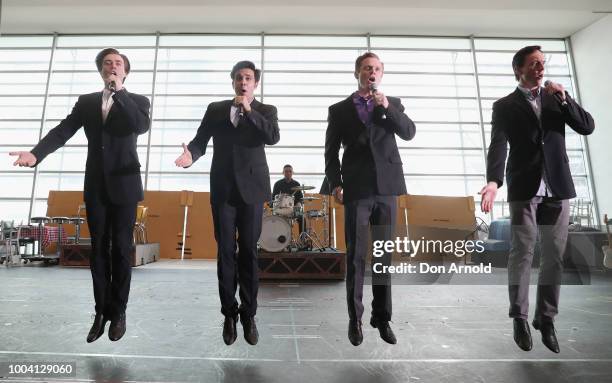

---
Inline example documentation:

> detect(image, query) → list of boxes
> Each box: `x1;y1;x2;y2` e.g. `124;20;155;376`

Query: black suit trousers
85;185;137;320
212;199;263;318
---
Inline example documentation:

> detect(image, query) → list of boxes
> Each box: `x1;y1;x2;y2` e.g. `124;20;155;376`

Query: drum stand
321;194;331;249
297;220;325;251
295;197;325;252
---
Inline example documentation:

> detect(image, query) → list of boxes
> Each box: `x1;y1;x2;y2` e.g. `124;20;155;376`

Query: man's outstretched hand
10;151;37;167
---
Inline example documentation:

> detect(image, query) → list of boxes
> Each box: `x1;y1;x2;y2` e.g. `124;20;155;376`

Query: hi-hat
302;196;320;201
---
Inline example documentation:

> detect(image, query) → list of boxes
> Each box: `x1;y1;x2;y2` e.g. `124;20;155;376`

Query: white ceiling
1;0;611;37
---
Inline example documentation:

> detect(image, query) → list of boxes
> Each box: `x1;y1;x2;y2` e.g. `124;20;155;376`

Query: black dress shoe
513;318;532;351
108;313;126;342
87;313;108;343
370;318;397;345
240;315;259;345
533;319;560;353
223;316;238;345
348;320;363;346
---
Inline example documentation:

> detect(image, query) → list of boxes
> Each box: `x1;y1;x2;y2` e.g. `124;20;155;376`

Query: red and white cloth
19;226;68;249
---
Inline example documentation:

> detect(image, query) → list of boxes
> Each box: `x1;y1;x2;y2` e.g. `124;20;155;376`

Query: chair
51;217;70;255
570;199;594;228
0;221;20;267
483;219;512;253
69;217;86;244
480;219;512;267
133;205;148;244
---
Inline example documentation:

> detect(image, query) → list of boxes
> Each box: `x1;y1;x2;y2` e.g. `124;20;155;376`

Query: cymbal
291;185;315;191
302;196;320;201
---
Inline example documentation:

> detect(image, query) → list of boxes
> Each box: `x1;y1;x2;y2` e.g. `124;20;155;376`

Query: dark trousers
508;197;569;322
344;195;397;322
211;201;263;318
85;188;137;320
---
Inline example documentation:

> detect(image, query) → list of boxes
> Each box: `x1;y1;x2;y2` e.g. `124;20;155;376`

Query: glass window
0;34;595;225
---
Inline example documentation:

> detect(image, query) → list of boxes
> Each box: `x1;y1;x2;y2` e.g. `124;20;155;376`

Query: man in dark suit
480;45;595;353
10;48;150;343
175;60;279;346
325;52;416;346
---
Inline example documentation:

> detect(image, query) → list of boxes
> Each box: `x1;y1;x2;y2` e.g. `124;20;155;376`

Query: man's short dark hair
283;164;293;170
512;45;542;81
230;60;261;82
355;52;382;73
95;47;131;81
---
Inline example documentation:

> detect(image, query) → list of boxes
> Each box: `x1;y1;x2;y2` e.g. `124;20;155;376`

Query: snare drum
306;210;326;218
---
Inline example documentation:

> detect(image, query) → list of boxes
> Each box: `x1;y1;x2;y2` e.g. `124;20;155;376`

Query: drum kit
259;185;330;253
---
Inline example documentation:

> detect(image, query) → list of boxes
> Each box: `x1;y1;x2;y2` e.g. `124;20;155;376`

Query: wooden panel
142;190;215;259
47;191;457;260
45;190;217;259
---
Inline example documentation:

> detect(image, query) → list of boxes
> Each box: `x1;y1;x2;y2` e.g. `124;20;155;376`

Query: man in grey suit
480;45;595;353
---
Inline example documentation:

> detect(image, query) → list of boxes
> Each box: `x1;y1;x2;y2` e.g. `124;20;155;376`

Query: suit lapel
511;88;539;125
104;90;124;125
224;99;235;127
343;95;367;130
540;88;555;119
251;99;263;116
92;92;104;128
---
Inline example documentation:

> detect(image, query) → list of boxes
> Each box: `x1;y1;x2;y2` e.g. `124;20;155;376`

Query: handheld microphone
544;80;567;106
238;89;247;117
108;71;117;92
368;78;377;94
369;81;386;120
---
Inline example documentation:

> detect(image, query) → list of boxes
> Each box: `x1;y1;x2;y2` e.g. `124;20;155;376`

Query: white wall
571;14;612;224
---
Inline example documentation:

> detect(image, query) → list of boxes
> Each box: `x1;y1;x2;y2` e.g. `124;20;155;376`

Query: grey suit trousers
508;197;569;322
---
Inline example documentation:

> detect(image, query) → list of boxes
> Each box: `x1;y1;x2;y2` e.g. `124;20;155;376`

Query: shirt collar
231;98;255;109
517;84;540;99
102;87;125;97
352;91;372;103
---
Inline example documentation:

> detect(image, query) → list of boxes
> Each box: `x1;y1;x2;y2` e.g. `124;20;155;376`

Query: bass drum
259;215;292;252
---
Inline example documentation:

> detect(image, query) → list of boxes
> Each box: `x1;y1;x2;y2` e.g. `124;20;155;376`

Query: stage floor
1;260;611;382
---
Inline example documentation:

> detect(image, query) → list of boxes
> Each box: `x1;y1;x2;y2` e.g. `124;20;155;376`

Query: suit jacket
31;89;151;205
187;99;280;205
486;88;595;201
324;95;416;202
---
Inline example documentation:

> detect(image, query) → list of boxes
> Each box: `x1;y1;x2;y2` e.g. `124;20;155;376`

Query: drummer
272;164;304;233
272;164;304;206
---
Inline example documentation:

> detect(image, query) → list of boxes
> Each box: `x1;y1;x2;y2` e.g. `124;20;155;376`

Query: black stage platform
258;249;346;280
